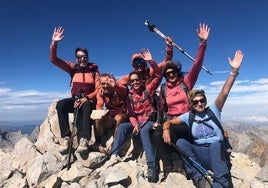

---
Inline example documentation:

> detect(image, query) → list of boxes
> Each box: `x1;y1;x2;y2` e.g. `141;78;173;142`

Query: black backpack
188;107;232;169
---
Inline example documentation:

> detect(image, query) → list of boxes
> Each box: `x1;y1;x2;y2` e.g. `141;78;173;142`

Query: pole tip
145;20;149;25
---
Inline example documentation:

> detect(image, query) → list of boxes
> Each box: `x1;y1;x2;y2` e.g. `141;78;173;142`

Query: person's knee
56;100;64;111
114;114;128;124
176;138;188;147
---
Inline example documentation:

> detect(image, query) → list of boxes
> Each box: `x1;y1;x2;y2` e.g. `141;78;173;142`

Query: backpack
188;107;232;169
159;81;188;122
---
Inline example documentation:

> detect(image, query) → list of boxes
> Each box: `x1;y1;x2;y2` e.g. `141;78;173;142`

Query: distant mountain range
0;120;42;134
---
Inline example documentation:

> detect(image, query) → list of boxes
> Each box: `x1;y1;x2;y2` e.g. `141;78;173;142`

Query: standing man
50;27;101;153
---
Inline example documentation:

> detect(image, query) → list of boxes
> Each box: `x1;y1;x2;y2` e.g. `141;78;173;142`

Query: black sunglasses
133;59;146;68
165;70;177;77
129;78;140;84
192;98;206;105
76;55;88;59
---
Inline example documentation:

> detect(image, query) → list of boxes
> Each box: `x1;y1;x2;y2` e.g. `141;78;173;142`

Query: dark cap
163;61;182;78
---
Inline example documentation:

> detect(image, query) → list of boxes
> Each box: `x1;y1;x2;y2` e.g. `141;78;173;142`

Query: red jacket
127;60;162;127
96;83;128;116
50;45;101;99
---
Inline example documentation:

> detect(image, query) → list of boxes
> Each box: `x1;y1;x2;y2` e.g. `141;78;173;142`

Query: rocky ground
0;100;268;188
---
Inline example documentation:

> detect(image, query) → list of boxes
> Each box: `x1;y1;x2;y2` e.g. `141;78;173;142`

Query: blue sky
0;0;268;124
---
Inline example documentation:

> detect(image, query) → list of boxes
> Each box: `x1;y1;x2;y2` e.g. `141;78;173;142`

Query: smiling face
133;59;146;73
129;73;141;90
76;51;88;68
191;95;207;113
165;68;178;83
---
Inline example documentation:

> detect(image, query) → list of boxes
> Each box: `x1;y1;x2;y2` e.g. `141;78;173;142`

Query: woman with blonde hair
162;50;243;188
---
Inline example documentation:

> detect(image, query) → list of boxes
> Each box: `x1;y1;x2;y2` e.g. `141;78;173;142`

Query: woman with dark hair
152;23;210;178
163;50;244;188
110;49;162;183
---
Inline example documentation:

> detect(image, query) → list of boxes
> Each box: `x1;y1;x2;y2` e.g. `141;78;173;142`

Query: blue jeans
111;121;156;164
176;139;233;188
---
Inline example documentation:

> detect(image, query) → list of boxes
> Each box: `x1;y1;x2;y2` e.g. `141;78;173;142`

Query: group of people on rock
50;23;243;188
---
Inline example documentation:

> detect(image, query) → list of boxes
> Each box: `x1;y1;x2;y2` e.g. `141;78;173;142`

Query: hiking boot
59;136;70;154
147;164;159;183
194;177;211;188
76;138;88;153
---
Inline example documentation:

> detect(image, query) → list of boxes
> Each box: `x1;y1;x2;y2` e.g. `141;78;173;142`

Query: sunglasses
129;78;140;84
101;82;108;86
192;98;206;105
133;59;146;68
76;55;88;59
165;70;177;77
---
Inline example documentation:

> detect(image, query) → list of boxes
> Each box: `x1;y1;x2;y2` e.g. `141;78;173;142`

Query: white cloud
1;77;268;123
0;88;69;121
193;78;268;123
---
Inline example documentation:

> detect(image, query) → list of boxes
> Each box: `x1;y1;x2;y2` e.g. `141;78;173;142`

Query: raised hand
141;49;153;61
52;27;64;42
228;50;244;70
197;23;210;42
165;36;173;46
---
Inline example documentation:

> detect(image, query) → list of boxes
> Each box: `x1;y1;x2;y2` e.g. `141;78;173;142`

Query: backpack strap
205;107;223;134
160;80;188;113
180;80;189;94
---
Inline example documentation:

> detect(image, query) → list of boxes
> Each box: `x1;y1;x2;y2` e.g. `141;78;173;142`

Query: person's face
129;74;141;90
192;95;207;113
76;51;88;68
165;68;178;83
100;76;111;94
133;59;146;73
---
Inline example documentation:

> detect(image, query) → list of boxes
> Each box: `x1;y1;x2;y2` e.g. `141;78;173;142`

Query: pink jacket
164;43;207;116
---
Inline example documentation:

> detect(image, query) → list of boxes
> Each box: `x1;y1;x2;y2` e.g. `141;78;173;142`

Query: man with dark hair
50;27;101;154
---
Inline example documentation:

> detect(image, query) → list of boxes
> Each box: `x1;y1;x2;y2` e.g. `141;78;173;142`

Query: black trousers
152;123;193;169
56;97;95;140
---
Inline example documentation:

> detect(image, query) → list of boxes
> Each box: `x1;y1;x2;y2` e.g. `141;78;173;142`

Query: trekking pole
171;143;213;185
109;120;149;157
67;89;83;170
67;106;79;170
145;20;213;75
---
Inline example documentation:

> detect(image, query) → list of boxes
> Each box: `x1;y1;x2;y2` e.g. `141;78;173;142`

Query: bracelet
85;96;90;101
230;71;239;77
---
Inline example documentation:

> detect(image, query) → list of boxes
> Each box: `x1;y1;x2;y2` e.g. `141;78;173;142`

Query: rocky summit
0;99;268;188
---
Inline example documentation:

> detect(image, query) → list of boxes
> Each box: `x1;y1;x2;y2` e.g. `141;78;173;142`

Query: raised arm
184;23;210;89
215;50;244;111
142;49;162;94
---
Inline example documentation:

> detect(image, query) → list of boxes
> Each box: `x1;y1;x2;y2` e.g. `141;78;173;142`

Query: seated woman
110;49;162;183
162;50;243;188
